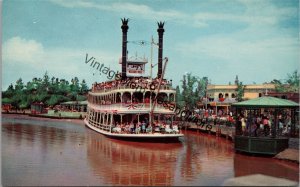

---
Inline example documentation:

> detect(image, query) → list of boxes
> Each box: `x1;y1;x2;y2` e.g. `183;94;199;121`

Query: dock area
2;110;86;119
275;138;299;163
180;121;299;163
181;121;235;140
29;110;86;119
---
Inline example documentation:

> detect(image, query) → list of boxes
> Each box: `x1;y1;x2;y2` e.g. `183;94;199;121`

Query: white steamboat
84;18;184;142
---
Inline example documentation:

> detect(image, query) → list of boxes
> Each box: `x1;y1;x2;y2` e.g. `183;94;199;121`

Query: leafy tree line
2;72;90;109
270;70;300;93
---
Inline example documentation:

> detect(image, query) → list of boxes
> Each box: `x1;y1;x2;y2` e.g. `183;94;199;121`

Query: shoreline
1;113;84;125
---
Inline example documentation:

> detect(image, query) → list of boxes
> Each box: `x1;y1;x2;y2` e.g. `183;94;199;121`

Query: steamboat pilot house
84;18;183;141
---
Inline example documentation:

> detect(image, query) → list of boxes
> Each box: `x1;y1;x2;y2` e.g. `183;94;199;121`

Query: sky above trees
2;0;299;90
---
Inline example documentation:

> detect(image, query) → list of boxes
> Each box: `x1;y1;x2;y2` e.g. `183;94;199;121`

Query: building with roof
60;100;87;112
206;83;276;101
31;102;46;114
265;91;299;103
201;82;276;114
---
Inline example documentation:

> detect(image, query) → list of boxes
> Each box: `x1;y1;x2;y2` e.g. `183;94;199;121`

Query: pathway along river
2;114;299;186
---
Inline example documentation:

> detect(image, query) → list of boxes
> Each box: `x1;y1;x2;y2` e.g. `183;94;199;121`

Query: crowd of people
92;77;172;92
175;108;294;138
236;113;292;137
111;118;179;134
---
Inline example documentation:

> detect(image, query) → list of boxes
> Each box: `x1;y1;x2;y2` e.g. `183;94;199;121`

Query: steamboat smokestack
121;18;129;80
157;21;165;78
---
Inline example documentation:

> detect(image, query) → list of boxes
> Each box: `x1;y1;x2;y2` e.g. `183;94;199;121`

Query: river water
2;115;299;186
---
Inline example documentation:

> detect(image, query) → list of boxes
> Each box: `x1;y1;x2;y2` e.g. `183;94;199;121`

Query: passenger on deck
136;122;141;134
130;121;134;133
124;123;130;133
141;121;146;133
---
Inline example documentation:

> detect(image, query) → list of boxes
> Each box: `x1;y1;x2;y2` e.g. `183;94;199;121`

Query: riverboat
84;18;184;142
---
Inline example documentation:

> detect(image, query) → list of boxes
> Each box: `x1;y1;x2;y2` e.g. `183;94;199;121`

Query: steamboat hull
85;119;184;143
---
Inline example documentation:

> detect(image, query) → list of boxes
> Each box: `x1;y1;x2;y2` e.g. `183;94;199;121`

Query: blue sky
2;0;299;90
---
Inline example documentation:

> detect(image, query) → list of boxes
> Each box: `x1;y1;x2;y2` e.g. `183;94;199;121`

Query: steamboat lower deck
84;118;184;142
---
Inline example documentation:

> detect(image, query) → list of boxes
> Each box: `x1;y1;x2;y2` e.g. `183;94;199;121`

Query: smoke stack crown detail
157;21;165;33
121;18;129;32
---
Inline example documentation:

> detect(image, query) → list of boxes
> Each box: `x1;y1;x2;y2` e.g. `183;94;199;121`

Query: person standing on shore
263;116;269;136
241;115;246;135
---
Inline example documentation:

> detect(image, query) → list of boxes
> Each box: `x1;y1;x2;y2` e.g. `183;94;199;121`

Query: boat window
133;92;143;103
122;92;131;103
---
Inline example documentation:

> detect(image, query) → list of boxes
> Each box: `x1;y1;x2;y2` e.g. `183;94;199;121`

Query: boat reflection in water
86;131;183;186
86;130;236;186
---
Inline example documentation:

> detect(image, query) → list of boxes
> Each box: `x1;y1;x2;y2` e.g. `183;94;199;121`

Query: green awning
60;100;88;105
232;96;299;108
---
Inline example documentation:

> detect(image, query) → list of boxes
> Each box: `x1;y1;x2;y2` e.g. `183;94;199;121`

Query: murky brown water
2;115;299;186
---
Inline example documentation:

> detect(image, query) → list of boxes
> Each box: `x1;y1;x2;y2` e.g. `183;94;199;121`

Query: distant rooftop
232;96;298;108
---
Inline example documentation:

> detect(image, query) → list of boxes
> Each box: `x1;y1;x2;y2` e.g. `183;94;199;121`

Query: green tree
2;73;91;109
42;72;50;92
80;79;89;94
25;81;37;94
271;79;285;92
11;78;25;109
2;84;14;98
196;77;208;99
46;94;70;106
236;81;245;102
175;85;183;107
270;70;299;93
15;78;24;91
180;73;205;110
76;95;87;101
58;79;70;96
285;70;299;92
70;77;80;92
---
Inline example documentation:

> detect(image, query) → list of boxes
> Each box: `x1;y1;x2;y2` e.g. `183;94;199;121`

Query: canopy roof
60;100;88;105
232;96;299;108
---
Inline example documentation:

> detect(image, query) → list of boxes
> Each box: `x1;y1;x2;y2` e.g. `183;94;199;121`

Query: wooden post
291;108;296;137
271;109;278;138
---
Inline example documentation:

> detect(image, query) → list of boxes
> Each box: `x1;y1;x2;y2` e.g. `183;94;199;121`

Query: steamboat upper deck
88;77;176;114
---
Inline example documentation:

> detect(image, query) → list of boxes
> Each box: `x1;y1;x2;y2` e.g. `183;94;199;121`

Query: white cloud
175;35;298;63
5;1;297;88
3;37;45;64
191;0;298;29
49;0;98;9
50;0;297;30
50;0;188;24
174;34;298;85
2;36;122;89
